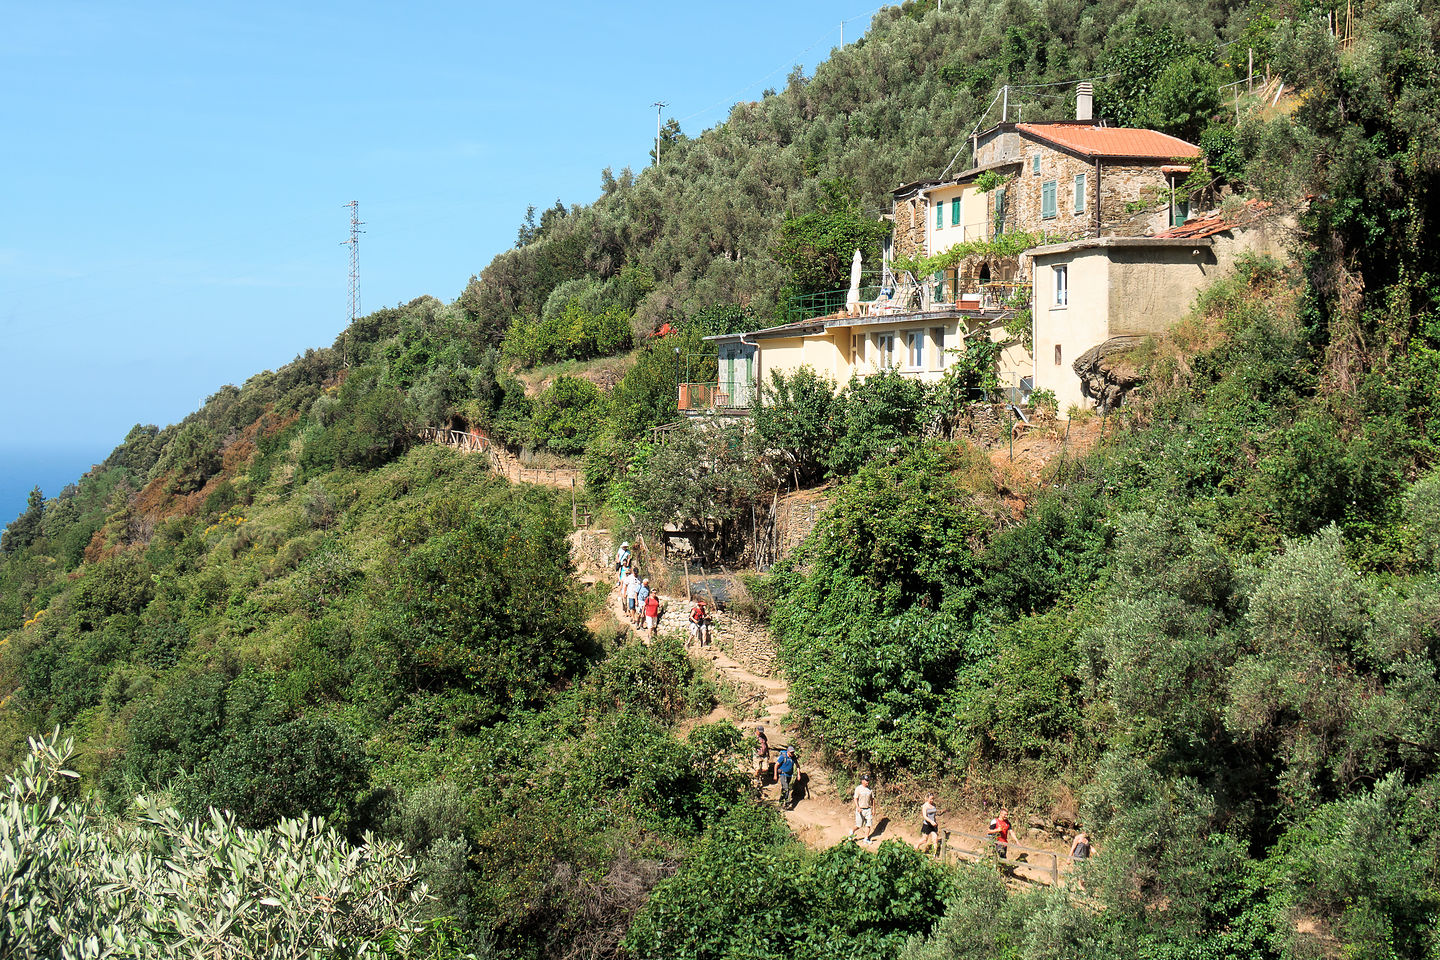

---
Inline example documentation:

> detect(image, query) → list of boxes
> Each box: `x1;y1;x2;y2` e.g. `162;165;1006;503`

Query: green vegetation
4;0;1440;957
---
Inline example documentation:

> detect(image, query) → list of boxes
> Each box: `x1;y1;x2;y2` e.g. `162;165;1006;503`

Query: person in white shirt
850;775;876;843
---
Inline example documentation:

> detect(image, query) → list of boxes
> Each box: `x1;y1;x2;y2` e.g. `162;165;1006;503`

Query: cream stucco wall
1032;248;1112;415
926;183;989;255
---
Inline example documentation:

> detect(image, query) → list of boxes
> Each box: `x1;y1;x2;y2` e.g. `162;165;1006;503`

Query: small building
694;300;1031;411
1029;207;1289;414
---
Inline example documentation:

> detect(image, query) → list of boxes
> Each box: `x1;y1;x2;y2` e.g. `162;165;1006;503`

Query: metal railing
782;279;885;324
678;381;755;412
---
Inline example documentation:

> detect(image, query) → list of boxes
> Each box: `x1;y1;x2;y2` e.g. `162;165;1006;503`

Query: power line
651;101;669;166
676;4;888;125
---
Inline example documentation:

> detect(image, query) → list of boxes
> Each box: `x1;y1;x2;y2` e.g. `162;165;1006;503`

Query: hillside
4;1;1440;958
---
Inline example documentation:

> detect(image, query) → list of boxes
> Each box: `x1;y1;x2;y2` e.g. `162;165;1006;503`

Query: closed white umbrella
845;248;863;314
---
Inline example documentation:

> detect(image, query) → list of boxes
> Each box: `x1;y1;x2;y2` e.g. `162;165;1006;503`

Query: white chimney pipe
1076;82;1093;122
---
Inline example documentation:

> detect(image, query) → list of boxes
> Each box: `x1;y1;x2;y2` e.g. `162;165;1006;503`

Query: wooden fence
939;828;1074;886
418;427;584;491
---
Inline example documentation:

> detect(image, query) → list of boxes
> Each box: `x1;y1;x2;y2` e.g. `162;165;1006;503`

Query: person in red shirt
688;600;710;647
988;808;1012;860
643;591;661;640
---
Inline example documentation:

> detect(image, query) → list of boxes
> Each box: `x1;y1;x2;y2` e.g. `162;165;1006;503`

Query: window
951;197;961;226
852;334;865;367
933;270;946;302
907;331;924;368
1172;200;1191;226
930;326;946;370
1041;180;1057;219
994;191;1005;235
1054;344;1063;366
1074;173;1086;214
875;332;895;367
1053;265;1068;306
935;199;944;228
1032;153;1041;175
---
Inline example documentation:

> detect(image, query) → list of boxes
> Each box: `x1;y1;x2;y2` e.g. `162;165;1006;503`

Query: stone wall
1097;164;1173;236
1005;149;1098;238
892;195;926;263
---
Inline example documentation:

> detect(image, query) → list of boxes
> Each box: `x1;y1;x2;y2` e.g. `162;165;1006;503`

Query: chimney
1076;82;1093;122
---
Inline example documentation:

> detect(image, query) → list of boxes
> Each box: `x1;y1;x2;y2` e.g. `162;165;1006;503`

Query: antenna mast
342;200;364;323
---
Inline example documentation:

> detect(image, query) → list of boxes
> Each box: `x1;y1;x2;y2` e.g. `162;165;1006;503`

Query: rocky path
579;535;1072;884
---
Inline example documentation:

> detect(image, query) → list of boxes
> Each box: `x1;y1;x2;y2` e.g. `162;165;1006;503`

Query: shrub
825;372;930;476
0;731;447;959
374;501;589;715
530;375;606;455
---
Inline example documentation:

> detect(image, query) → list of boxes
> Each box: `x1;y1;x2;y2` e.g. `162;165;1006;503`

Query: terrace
779;270;1030;325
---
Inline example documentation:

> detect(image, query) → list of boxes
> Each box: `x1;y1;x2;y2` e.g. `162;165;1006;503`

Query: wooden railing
939;827;1074;885
418;427;584;490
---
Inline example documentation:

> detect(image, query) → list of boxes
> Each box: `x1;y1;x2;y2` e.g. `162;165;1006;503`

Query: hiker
775;745;798;810
753;727;770;787
623;569;642;621
688;599;711;647
916;793;940;855
635;578;652;627
850;775;876;843
615;541;631;582
643;589;661;639
1068;829;1091;890
988;808;1012;860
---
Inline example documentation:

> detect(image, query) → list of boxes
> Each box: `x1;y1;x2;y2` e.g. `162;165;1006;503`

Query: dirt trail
582;536;1072;885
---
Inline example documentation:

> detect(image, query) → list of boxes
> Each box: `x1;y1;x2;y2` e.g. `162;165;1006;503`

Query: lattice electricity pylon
341;200;364;321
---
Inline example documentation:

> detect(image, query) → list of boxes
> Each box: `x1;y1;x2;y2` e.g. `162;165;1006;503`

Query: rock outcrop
1073;336;1145;411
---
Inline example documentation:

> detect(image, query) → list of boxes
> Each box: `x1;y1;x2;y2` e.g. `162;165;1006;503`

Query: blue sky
0;0;881;522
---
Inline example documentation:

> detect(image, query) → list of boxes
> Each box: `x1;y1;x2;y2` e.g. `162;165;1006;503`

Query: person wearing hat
615;542;631;583
851;775;876;843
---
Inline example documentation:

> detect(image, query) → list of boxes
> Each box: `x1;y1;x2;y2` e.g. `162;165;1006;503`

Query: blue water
0;447;111;527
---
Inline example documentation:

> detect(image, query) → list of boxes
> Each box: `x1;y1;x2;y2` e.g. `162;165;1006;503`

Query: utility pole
840;20;844;45
1002;84;1008;122
651;101;668;166
341;201;363;365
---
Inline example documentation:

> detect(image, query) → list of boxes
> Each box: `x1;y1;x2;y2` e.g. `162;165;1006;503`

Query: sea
0;447;110;529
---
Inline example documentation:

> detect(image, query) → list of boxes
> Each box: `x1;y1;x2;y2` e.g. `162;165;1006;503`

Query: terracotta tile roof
1016;122;1201;160
1154;199;1273;239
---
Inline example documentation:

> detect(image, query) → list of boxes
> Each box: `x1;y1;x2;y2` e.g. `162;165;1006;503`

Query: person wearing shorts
916;794;940;855
851;775;875;843
623;571;641;620
635;578;652;627
989;808;1012;860
688;600;710;646
753;727;770;785
643;591;660;638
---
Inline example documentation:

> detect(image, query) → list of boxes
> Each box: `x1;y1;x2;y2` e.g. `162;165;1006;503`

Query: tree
773;178;892;295
531;375;605;455
1;487;44;554
754;366;836;487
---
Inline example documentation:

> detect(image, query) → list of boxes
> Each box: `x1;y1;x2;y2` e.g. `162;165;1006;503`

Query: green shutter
1074;174;1086;214
1042;180;1057;219
951;198;961;225
936;199;944;228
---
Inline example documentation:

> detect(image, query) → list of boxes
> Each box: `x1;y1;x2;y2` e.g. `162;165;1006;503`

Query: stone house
887;84;1203;297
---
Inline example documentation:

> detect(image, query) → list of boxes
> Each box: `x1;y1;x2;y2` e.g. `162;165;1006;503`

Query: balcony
782;272;1031;325
678;380;755;413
